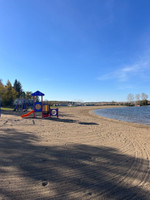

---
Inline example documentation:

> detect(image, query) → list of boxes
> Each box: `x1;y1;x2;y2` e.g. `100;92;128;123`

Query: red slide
21;110;34;118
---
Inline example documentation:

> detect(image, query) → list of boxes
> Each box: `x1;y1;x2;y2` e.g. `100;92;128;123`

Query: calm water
94;106;150;125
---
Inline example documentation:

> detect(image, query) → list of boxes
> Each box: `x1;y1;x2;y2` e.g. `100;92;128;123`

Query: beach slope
0;106;150;199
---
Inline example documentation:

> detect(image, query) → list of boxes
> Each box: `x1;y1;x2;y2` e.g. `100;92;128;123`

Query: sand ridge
0;106;150;200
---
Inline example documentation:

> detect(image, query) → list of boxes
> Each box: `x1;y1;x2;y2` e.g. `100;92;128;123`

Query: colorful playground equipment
21;110;34;118
14;99;33;111
21;90;59;118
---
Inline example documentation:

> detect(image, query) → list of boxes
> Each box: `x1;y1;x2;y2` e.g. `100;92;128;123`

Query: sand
0;106;150;200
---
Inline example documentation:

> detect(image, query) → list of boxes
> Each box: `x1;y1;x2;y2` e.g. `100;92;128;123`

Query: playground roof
31;91;45;96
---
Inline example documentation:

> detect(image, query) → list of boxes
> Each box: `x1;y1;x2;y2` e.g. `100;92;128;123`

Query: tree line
0;79;32;107
127;92;149;106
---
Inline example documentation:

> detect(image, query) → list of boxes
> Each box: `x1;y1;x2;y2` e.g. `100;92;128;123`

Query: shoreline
92;106;150;128
0;106;150;199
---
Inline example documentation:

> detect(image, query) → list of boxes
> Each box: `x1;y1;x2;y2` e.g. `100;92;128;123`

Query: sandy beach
0;106;150;200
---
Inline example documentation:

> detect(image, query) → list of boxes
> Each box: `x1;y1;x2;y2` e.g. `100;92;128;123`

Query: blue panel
34;102;42;112
50;109;58;116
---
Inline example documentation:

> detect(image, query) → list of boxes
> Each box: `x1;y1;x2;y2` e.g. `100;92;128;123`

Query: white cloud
98;60;150;82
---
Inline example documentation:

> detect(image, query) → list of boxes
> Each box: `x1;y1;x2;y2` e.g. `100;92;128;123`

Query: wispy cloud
98;60;150;82
117;84;139;90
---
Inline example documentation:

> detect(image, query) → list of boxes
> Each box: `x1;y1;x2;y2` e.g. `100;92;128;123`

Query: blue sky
0;0;150;102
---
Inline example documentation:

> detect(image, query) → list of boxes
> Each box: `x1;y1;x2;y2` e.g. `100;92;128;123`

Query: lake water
94;106;150;125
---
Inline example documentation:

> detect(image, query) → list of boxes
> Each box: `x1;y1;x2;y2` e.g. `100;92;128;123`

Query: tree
25;91;32;100
0;80;5;107
13;79;23;98
135;94;140;105
141;92;148;100
2;80;17;106
127;93;134;105
0;79;3;87
141;92;148;105
0;80;5;95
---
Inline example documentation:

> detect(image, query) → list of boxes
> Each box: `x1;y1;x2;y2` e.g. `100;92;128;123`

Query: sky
0;0;150;102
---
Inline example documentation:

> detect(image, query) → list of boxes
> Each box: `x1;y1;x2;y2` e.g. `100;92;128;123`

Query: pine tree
13;79;23;98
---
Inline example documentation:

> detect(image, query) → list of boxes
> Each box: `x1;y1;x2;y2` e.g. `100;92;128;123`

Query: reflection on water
94;106;150;125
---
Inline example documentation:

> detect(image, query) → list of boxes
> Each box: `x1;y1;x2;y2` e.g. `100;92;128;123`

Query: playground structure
14;98;33;111
21;90;59;118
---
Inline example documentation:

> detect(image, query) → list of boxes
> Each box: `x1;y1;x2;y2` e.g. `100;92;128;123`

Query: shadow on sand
0;128;150;199
1;110;99;126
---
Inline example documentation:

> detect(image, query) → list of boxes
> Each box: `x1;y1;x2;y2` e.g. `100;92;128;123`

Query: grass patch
1;107;14;111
